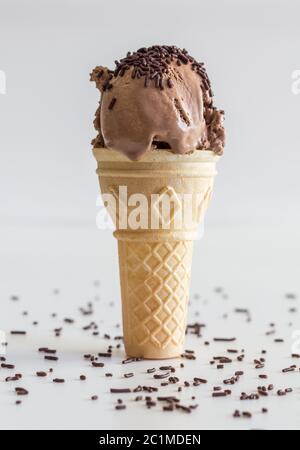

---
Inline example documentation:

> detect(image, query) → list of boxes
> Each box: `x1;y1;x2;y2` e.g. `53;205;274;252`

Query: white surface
0;225;299;430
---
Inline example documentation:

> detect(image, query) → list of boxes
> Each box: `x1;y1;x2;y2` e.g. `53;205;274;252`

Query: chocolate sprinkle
124;373;134;378
1;363;15;369
214;337;236;342
153;372;170;379
110;388;131;394
92;362;104;368
15;387;28;396
36;371;47;377
108;97;117;110
115;404;126;410
44;356;58;361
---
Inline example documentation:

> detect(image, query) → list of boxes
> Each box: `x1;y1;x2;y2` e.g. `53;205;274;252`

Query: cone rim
93;147;220;164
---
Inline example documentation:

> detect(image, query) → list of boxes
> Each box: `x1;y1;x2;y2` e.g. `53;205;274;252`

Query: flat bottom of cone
126;353;181;360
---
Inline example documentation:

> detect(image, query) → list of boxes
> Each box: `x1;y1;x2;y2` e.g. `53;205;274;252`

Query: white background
0;0;300;430
0;0;300;227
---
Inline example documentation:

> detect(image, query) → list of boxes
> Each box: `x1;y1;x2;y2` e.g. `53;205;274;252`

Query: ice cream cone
93;148;219;359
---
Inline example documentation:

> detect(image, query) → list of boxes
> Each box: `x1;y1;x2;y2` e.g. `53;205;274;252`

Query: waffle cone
93;148;219;359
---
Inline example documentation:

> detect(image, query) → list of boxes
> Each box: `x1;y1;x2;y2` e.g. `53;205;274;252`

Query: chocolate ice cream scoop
90;46;225;160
